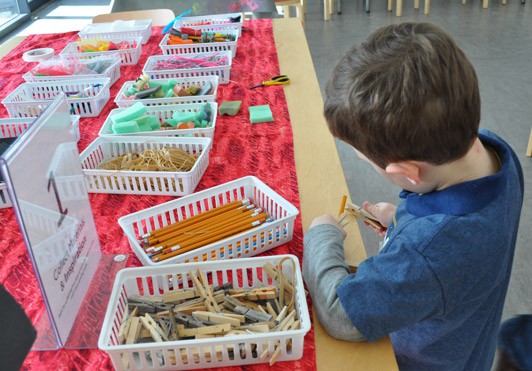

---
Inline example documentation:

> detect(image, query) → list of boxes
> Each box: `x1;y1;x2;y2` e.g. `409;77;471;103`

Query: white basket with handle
0;115;80;208
143;52;232;84
99;102;217;139
59;36;143;66
118;176;299;266
98;254;310;370
1;78;111;118
78;19;152;44
174;12;243;36
114;76;218;108
22;56;121;86
79;136;211;196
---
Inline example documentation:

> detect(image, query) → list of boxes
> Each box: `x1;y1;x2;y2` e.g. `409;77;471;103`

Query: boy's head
324;22;480;170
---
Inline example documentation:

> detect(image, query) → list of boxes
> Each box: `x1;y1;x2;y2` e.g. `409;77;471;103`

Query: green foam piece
164;119;179;127
219;101;241;116
172;111;199;125
249;105;273;124
111;120;139;134
111;102;146;125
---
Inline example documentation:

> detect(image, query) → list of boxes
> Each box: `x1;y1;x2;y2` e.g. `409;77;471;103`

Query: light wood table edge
0;35;26;59
273;18;398;371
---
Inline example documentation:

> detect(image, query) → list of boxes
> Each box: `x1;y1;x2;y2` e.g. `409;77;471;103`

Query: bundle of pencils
140;199;270;262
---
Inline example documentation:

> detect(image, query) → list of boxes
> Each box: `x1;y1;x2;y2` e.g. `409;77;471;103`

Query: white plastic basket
174;13;243;36
118;176;299;266
114;76;219;108
22;56;121;86
159;29;239;58
1;78;111;118
98;254;310;370
59;36;143;66
79;136;211;196
143;52;232;84
78;19;152;44
99;102;218;139
0;115;80;208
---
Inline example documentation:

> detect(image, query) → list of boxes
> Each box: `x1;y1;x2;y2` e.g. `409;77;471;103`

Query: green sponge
111;120;139;134
219;101;242;116
249;105;273;124
110;102;146;124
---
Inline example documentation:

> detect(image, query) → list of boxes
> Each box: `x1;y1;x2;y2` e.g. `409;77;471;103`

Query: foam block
249;105;273;124
219;101;242;116
111;120;139;134
110;102;146;124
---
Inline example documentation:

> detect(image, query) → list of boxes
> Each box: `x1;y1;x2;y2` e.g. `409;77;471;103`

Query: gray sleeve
302;224;367;342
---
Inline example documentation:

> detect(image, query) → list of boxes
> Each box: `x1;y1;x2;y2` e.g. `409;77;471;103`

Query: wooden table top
0;18;398;370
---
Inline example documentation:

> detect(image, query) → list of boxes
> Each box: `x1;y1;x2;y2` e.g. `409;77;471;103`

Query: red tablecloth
0;19;315;370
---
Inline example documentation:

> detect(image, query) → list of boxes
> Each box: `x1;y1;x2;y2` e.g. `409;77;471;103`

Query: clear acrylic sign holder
0;95;127;350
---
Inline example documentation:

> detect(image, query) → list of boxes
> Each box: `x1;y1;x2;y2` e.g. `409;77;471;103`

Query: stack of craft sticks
337;195;383;230
118;262;299;366
140;199;270;262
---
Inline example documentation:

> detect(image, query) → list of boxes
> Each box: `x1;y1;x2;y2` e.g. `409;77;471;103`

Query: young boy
302;22;524;370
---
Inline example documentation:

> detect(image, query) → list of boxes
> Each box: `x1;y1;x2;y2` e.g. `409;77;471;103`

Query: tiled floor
1;0;530;342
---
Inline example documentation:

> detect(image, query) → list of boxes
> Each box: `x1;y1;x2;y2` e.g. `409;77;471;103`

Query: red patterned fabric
0;20;316;370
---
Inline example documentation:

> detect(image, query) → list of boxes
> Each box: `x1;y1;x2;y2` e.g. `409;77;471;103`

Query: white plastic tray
98;254;310;370
118;176;299;266
59;36;143;66
0;115;80;208
99;102;217;139
22;56;121;86
159;29;239;58
78;19;152;44
114;76;219;108
1;78;111;118
143;52;232;84
174;12;243;36
79;136;211;196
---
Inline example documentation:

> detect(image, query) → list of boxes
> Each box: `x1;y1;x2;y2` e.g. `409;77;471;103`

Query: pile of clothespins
118;260;299;366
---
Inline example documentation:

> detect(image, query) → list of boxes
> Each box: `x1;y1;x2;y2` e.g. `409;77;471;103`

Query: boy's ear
385;162;421;185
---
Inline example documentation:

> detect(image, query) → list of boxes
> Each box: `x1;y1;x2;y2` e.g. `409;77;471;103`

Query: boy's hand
309;214;347;240
362;201;396;237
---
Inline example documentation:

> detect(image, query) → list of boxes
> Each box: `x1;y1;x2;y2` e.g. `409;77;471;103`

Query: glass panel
0;0;20;29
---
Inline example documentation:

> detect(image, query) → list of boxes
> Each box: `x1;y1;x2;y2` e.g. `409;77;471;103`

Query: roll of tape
22;48;55;62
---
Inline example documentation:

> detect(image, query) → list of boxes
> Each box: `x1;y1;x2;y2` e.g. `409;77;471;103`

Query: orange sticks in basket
141;199;271;263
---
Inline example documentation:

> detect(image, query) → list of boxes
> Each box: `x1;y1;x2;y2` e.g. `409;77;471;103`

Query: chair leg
337;0;342;14
424;0;430;14
396;0;403;16
483;0;489;8
365;0;371;12
324;0;330;20
414;0;420;9
526;127;532;157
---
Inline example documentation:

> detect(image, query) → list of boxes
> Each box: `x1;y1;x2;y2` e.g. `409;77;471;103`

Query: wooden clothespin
345;201;384;230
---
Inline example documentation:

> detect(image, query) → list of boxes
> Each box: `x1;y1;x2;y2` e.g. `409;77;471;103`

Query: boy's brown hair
324;22;480;169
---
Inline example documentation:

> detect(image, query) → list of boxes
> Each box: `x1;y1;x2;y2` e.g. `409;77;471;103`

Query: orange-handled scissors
249;75;290;89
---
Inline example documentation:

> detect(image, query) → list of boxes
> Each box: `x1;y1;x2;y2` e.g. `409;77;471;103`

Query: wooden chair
388;0;430;16
92;9;176;27
275;0;306;24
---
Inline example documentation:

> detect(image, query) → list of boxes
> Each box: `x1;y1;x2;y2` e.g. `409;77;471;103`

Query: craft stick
339;195;348;216
145;199;249;241
152;217;267;262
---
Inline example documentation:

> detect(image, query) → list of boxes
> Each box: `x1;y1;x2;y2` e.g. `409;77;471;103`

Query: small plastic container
98;254;310;371
0;115;80;208
99;102;218;139
143;52;232;84
78;19;152;44
59;36;143;66
1;78;111;118
159;29;239;58
118;176;299;266
114;76;219;108
22;56;121;86
174;12;243;36
79;136;211;196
